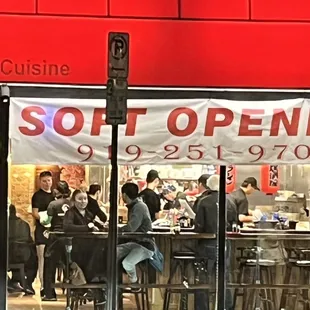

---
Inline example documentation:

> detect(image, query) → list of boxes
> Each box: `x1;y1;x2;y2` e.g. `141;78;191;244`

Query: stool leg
306;268;310;310
144;287;150;310
233;262;244;309
247;267;256;310
261;267;271;310
301;268;309;310
242;266;250;310
163;261;179;310
292;267;300;310
135;293;142;310
279;264;292;310
141;267;150;310
179;261;188;310
269;267;278;310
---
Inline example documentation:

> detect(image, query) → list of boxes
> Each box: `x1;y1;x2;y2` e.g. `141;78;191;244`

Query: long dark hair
71;189;87;204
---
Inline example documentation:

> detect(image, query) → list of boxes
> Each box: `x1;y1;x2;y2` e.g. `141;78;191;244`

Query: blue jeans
117;242;154;283
194;241;233;310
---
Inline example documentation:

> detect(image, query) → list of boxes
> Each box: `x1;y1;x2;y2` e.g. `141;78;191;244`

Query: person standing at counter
194;174;235;310
138;169;161;222
229;177;260;226
118;183;155;287
162;185;196;219
31;171;54;297
192;174;211;214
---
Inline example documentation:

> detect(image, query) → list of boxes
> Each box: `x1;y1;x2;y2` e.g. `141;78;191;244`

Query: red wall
1;0;310;88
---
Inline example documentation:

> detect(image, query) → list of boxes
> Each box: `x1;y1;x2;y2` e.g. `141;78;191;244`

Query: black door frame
2;85;307;310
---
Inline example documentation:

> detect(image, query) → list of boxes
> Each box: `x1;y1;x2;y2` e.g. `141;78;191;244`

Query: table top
227;230;310;240
49;231;216;239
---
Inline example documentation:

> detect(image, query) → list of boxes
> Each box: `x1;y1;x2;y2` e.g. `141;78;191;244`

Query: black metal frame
9;85;310;100
2;84;303;310
0;85;10;310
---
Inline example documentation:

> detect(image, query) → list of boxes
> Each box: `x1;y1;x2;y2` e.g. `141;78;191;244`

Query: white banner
9;97;310;165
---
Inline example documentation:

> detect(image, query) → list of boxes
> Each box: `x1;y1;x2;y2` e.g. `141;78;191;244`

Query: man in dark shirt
192;174;211;214
118;183;155;286
42;181;71;301
8;204;38;295
31;171;54;296
194;175;236;310
229;177;259;226
138;170;161;222
87;184;107;223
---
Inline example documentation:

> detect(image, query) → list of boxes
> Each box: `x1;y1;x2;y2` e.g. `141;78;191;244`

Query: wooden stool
233;258;278;310
122;261;151;310
279;255;310;310
163;251;197;310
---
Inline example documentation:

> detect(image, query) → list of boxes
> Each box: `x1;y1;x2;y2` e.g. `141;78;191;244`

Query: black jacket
87;195;107;223
9;214;33;244
63;207;102;232
9;212;34;263
192;190;211;214
194;191;237;240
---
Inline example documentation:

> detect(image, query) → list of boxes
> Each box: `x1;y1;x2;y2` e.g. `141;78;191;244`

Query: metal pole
106;125;119;309
217;166;227;310
0;85;10;310
106;32;129;310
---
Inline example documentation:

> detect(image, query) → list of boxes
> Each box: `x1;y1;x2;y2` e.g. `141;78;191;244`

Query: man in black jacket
194;175;236;310
8;204;38;295
192;174;211;214
118;183;155;286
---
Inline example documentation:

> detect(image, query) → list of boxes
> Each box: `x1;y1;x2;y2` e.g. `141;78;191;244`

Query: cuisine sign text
10;98;310;165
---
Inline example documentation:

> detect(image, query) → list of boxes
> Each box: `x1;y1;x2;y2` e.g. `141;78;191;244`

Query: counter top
49;231;216;239
228;231;310;240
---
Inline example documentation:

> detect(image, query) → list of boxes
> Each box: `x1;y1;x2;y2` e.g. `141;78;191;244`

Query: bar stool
279;249;310;310
163;251;197;310
122;260;151;310
70;288;106;310
233;247;278;310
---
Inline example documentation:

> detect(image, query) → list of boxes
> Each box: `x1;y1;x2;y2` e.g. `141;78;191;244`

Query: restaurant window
226;165;310;310
114;164;221;309
7;162;226;309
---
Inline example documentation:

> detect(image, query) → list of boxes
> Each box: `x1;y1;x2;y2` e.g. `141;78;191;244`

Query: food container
254;220;278;229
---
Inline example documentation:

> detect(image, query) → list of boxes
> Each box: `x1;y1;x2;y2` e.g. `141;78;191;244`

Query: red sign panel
2;0;310;87
260;165;280;194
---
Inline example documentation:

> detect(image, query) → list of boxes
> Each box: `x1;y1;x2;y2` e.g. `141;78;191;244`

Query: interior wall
236;165;310;209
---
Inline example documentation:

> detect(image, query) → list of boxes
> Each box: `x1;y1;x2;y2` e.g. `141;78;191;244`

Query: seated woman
42;181;71;301
63;189;107;304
